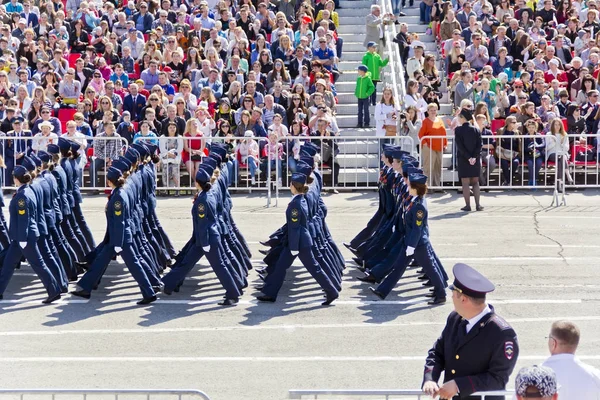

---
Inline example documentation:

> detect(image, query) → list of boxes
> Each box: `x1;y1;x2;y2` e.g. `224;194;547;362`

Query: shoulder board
489;314;512;331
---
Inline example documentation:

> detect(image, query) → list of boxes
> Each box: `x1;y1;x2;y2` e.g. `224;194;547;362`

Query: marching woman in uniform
69;141;96;252
0;165;61;304
38;150;78;281
162;165;241;306
72;167;157;305
0;155;10;250
257;173;339;305
57;137;88;261
455;109;483;212
371;172;448;305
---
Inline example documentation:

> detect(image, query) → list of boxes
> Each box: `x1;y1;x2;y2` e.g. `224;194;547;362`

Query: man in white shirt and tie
542;320;600;399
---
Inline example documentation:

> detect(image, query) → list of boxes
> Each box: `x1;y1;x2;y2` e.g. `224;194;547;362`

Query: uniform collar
465;304;491;333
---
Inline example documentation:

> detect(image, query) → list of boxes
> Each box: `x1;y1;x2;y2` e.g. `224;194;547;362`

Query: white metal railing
380;0;406;120
0;389;211;399
10;131;600;207
289;389;513;399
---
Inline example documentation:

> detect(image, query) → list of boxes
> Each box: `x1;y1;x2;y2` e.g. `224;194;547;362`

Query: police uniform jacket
108;187;132;247
29;179;48;236
423;306;519;399
194;190;219;248
383;168;396;218
122;183;139;236
10;185;39;242
287;194;312;252
404;196;428;249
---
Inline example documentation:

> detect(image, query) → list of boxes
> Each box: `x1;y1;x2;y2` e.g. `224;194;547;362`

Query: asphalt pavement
0;189;599;400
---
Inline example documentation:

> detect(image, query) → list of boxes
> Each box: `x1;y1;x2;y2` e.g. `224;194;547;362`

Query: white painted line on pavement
1;355;600;362
1;315;600;336
0;297;583;306
526;244;600;248
0;299;89;304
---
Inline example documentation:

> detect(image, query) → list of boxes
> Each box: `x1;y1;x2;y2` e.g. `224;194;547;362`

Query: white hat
548;58;559;66
198;100;208;110
39;121;54;131
244;130;253;137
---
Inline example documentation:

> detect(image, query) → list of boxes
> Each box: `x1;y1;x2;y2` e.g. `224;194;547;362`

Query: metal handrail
0;389;212;399
380;0;406;114
289;389;513;399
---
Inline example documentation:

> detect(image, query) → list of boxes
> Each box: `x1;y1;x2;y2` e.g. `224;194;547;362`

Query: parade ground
1;190;600;400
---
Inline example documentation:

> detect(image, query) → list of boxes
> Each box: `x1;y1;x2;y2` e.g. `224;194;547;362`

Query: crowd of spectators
0;0;347;189
395;0;600;187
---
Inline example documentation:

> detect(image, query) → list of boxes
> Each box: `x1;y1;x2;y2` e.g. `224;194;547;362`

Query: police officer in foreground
422;263;519;399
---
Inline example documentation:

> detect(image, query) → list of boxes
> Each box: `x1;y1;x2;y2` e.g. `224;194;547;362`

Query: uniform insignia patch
416;220;422;226
18;210;25;215
17;199;25;208
416;210;424;220
504;341;514;360
291;209;298;218
114;201;122;211
198;204;205;213
115;211;122;216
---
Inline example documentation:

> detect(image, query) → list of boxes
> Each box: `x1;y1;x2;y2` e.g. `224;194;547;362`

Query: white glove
114;247;122;253
290;250;299;256
406;246;415;257
202;246;211;252
19;241;26;249
392;225;395;233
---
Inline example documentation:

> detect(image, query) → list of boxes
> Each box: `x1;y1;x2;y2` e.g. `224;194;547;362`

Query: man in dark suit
1;116;31;185
288;46;311;80
488;26;512;62
20;1;38;28
74;57;93;92
422;263;519;400
506;19;521;41
123;83;147;122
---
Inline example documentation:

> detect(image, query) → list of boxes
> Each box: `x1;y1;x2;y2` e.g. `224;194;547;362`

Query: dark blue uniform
0;183;60;299
423;306;519;399
260;193;338;301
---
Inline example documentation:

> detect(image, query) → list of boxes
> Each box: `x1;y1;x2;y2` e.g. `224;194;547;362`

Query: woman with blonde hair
144;41;163;62
545;117;573;186
205;47;224;72
173;79;198;112
15;85;32;116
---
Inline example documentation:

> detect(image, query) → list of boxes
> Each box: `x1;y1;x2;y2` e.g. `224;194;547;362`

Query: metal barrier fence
288;389;513;399
0;389;211;399
7;131;600;207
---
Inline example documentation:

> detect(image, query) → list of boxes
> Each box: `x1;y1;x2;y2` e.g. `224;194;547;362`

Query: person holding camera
375;87;399;139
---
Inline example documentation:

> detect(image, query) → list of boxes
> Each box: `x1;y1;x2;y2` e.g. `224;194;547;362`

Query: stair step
338;25;367;34
336;70;359;82
337;138;380;153
398;8;420;16
338;153;380;168
338;167;379;184
339;128;378;137
339;0;374;8
344;42;369;52
335;102;381;115
338;8;373;17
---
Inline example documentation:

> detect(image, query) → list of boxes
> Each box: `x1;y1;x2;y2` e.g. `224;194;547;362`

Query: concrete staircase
335;0;457;186
335;0;381;185
394;2;459;184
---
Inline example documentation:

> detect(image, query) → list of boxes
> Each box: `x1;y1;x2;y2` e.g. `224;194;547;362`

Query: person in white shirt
542;320;600;399
32;121;58;151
